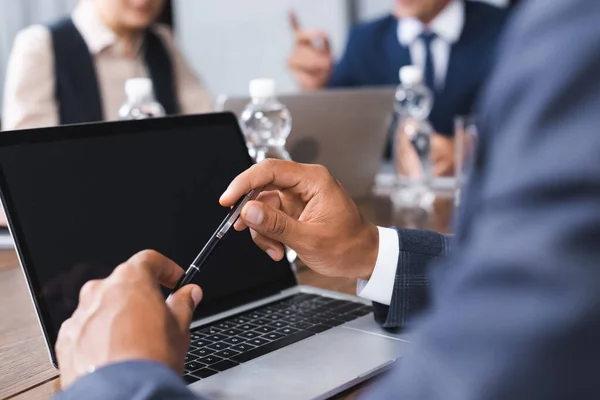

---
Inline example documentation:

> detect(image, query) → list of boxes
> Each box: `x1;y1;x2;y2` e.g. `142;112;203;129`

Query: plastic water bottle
239;79;297;265
118;78;166;120
240;79;292;162
392;66;435;210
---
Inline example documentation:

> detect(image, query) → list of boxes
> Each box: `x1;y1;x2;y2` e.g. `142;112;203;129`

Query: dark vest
48;18;180;125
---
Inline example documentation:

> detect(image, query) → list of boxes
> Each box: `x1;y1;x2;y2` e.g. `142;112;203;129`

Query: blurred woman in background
0;0;212;226
2;0;211;130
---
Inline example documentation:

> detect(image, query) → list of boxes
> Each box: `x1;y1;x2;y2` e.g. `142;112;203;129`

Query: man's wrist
356;227;400;306
357;222;379;281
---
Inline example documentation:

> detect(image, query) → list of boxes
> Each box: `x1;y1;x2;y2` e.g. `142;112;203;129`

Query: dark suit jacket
327;2;508;136
54;0;600;398
372;228;450;330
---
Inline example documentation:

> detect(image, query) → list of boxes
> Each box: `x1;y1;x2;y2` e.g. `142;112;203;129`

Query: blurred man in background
288;0;509;173
288;0;507;134
2;0;211;131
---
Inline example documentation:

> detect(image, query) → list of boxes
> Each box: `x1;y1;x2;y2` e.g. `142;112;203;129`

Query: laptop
0;114;406;400
217;87;396;200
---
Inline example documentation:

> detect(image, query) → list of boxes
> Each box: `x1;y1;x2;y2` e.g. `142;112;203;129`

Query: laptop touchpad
191;327;404;400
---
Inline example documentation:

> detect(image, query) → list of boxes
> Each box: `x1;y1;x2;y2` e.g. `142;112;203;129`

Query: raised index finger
220;160;307;207
289;10;300;32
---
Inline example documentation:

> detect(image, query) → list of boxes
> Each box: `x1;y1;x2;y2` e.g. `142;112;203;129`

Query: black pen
169;189;260;297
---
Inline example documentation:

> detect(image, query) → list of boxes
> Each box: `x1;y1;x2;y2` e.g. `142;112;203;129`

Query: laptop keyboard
183;293;372;384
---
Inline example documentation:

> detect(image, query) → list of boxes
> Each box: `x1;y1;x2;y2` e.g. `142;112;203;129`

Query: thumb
241;201;303;247
166;284;203;332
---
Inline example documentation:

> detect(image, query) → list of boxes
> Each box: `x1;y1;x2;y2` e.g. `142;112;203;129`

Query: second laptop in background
217;87;395;200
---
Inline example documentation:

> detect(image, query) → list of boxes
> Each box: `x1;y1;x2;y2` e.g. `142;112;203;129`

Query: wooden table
0;195;453;400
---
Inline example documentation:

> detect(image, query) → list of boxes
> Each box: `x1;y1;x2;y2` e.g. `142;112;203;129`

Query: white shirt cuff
357;227;400;306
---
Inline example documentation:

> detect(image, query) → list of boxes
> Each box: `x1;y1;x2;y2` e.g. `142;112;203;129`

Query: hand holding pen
169;189;261;297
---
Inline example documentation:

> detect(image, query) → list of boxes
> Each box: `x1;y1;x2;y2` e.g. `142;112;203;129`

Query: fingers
234;191;282;231
240;200;305;248
56;309;90;389
78;279;102;307
55;317;75;387
396;122;423;178
118;250;185;289
250;229;286;261
291;69;326;91
288;47;332;74
287;12;331;90
166;284;203;332
234;191;303;261
295;30;330;52
288;24;332;91
431;133;455;177
289;10;300;32
313;33;331;53
221;160;314;207
56;317;72;353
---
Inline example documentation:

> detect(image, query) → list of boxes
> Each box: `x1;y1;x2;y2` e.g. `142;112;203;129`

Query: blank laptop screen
0;114;296;353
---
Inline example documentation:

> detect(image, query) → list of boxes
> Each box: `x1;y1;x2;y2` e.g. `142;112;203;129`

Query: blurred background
0;0;510;109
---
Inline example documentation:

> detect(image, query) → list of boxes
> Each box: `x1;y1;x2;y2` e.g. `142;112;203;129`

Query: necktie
420;31;437;92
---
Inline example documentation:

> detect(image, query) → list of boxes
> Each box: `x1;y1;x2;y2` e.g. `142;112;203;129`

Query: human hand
55;250;203;388
220;160;379;280
287;11;333;91
396;122;455;178
431;133;455;177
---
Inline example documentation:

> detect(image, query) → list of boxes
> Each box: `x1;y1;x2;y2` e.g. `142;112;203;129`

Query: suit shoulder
466;2;510;26
465;2;510;40
348;14;396;44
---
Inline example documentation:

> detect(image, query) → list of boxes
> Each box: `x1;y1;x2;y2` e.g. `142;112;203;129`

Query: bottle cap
249;79;276;99
125;78;154;99
399;66;424;86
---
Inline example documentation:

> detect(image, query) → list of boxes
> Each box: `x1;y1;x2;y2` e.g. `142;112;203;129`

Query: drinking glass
454;116;479;204
392;117;435;211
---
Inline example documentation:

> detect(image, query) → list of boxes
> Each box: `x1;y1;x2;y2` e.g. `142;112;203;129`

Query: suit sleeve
371;229;451;330
52;361;199;400
364;1;600;399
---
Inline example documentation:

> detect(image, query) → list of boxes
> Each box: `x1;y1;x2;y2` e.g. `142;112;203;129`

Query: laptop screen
0;114;296;356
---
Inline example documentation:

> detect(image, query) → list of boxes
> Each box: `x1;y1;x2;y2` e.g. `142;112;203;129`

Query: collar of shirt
72;0;144;56
397;0;465;46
